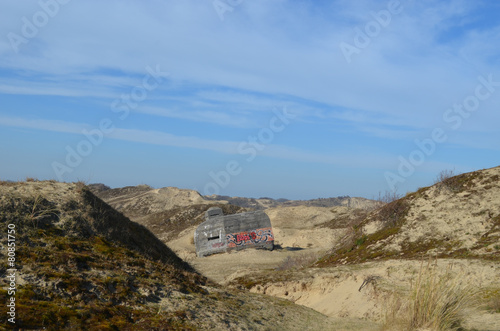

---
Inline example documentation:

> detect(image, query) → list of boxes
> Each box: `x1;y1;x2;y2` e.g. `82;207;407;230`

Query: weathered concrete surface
195;207;274;257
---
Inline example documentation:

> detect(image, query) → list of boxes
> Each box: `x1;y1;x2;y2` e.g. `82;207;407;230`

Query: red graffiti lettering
211;242;225;248
237;233;251;242
226;227;274;248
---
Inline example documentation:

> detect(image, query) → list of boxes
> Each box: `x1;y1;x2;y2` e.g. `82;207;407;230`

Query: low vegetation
0;183;206;329
316;197;411;266
434;168;485;194
0;181;334;330
382;261;481;331
275;252;319;271
316;167;500;267
377;190;403;204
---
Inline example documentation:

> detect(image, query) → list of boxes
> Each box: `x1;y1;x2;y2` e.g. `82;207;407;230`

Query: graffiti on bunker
226;227;274;248
194;208;274;257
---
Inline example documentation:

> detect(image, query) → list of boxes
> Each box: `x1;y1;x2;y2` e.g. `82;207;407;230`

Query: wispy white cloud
137;105;253;128
0;115;86;134
0;83;108;98
108;127;239;154
0;115;395;168
1;0;498;131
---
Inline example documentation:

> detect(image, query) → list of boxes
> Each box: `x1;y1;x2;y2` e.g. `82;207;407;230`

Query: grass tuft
382;261;481;331
275;252;319;271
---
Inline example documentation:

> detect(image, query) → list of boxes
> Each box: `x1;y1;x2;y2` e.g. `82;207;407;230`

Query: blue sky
0;0;499;200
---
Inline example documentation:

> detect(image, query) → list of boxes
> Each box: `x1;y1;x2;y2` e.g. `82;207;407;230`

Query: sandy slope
250;259;499;327
168;224;500;328
168;237;500;330
267;206;348;249
101;186;214;217
360;166;500;259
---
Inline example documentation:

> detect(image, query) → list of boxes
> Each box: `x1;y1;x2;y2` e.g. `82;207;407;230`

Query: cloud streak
0;115;397;169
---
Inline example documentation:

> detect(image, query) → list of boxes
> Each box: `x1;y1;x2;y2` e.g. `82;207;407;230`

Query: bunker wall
194;217;226;257
194;210;274;257
224;211;274;251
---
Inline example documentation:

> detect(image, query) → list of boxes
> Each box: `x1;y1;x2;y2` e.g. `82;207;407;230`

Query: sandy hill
1;181;187;269
204;194;379;210
0;180;335;330
95;185;214;216
91;183;380;213
318;165;500;265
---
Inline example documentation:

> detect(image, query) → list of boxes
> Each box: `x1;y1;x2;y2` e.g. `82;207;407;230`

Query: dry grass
377;190;403;204
315;196;410;266
487;295;500;313
434;169;457;185
321;208;369;229
275;252;319;271
335;226;358;252
434;169;483;194
377;198;410;229
382;261;481;331
27;194;60;228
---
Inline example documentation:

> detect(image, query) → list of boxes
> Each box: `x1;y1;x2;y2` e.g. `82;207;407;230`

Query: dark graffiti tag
226;227;274;248
226;233;244;247
256;227;273;242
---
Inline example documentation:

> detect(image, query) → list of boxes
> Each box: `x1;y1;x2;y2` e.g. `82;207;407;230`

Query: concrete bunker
194;207;274;257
